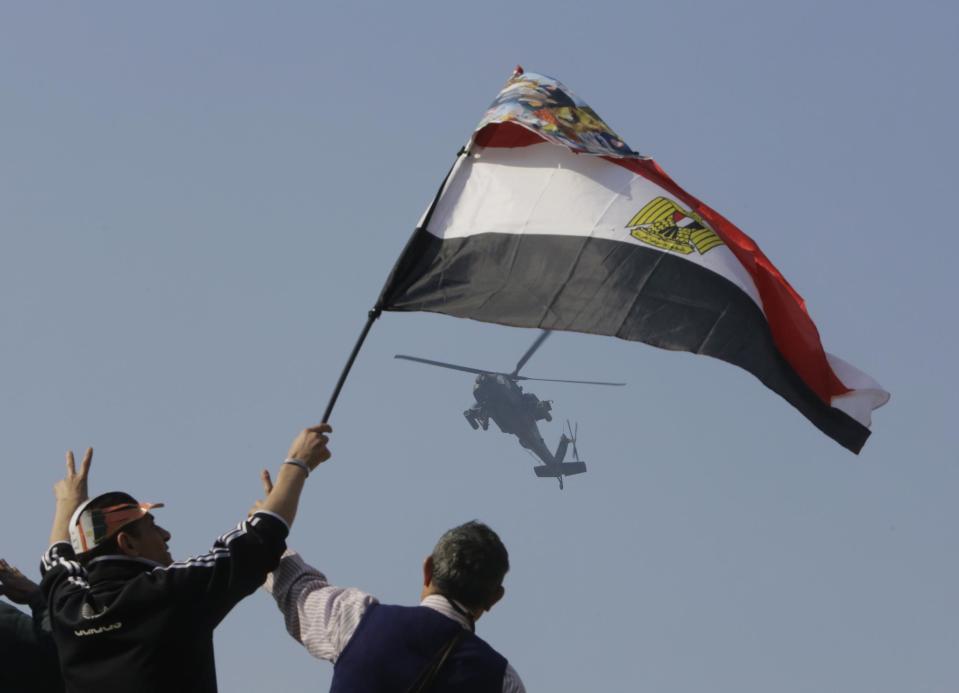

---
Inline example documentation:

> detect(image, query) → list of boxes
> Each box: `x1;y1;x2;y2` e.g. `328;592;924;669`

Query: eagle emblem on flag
627;197;724;255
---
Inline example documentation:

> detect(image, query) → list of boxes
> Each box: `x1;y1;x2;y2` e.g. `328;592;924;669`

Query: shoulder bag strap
406;628;468;693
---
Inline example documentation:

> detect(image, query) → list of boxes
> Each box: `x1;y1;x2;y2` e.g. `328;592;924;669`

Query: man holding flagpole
39;424;332;692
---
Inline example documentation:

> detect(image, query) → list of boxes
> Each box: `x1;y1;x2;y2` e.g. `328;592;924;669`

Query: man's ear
422;556;434;588
116;531;138;557
485;585;505;613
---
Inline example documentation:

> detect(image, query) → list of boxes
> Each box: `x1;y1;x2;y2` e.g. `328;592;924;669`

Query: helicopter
395;330;625;489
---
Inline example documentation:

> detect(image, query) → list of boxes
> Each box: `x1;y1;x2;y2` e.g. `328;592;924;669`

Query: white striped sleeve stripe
161;550;232;572
158;512;285;572
250;510;290;532
160;523;249;572
42;542;85;577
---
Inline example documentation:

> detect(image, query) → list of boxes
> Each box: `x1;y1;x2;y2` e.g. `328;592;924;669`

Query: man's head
70;491;172;566
422;521;509;619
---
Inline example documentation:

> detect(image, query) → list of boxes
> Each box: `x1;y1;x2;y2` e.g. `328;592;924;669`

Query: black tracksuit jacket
39;511;288;693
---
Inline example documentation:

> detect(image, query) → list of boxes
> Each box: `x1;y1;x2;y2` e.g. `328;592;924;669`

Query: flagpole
319;147;469;423
321;307;381;422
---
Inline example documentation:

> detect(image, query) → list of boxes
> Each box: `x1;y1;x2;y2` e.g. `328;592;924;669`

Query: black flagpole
320;147;469;423
321;306;382;423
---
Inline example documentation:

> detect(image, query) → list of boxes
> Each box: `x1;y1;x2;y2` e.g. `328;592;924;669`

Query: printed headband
69;493;164;554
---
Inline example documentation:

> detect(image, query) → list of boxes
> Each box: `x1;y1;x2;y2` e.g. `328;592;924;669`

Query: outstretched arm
0;560;53;635
0;560;42;609
263;550;377;662
49;448;92;546
139;425;333;628
256;424;332;529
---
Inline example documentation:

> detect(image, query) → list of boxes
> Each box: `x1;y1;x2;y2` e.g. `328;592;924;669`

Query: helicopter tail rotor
534;424;586;490
566;420;581;462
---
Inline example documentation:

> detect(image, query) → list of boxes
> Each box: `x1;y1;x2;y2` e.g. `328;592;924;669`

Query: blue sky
2;2;957;691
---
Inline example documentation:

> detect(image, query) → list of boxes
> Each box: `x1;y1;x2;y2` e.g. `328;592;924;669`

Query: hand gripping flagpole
320;147;469;423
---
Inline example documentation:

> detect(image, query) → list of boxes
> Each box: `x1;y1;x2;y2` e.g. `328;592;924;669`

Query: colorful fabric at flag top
379;68;889;453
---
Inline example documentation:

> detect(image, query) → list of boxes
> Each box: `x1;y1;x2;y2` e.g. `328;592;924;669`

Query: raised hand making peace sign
55;448;92;504
49;447;93;545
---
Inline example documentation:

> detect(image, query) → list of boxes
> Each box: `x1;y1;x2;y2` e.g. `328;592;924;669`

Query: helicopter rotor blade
511;330;552;377
513;376;626;386
394;355;493;377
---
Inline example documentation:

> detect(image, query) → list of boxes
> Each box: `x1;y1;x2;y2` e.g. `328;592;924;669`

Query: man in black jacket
40;424;331;693
0;560;63;693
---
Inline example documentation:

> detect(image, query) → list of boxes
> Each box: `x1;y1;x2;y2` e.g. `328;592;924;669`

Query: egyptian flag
379;69;888;453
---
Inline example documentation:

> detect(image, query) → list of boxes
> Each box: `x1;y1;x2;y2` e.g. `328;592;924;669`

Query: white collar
419;594;473;630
